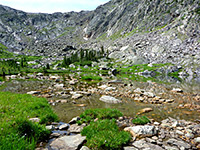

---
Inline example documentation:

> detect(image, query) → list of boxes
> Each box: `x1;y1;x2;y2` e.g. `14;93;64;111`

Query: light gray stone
72;94;83;99
50;134;86;150
123;146;139;150
194;137;200;143
80;146;90;150
27;91;41;94
99;95;122;103
69;116;81;124
46;125;55;130
68;124;85;133
54;84;64;89
29;117;40;123
166;138;191;149
132;139;164;150
59;123;70;130
125;125;157;137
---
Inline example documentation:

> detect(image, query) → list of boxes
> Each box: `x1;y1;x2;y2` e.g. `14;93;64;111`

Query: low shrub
132;116;150;125
78;108;123;124
81;119;131;150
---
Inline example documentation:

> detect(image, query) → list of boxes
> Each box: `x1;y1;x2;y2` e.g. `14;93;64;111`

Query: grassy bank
0;91;58;149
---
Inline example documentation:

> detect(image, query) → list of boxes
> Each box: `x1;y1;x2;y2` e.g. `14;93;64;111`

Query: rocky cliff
0;0;200;75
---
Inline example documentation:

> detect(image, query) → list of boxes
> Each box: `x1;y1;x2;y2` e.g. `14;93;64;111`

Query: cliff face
0;0;200;74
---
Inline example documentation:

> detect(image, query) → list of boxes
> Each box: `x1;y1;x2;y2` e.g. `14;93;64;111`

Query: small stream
1;74;200;123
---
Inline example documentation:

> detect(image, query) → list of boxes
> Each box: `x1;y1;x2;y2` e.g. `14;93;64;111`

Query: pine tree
80;48;85;61
100;46;104;57
46;63;50;69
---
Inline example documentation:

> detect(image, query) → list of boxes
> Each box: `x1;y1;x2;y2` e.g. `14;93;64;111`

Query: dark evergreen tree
46;63;50;69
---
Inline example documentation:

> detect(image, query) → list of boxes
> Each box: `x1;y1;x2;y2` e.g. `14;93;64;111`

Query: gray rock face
50;134;86;150
99;95;122;103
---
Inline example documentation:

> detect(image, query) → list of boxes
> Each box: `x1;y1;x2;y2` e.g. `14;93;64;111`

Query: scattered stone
68;124;86;133
137;108;153;115
50;134;86;150
59;123;70;130
50;76;59;80
98;85;108;89
105;87;116;91
171;88;183;93
29;118;40;123
99;95;122;103
194;137;200;143
132;139;164;150
50;132;61;138
166;138;191;149
185;132;194;139
163;145;179;150
54;84;64;89
46;125;55;130
134;88;144;93
69;80;76;85
123;146;139;150
80;146;90;150
10;75;17;79
153;122;160;126
69;116;81;124
27;91;41;95
143;92;155;98
124;125;157;137
176;130;184;135
72;93;83;99
36;73;43;76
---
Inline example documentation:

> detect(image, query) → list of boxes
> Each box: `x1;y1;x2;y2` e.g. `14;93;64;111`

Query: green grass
78;108;123;124
81;119;131;150
0;91;58;149
81;75;102;81
132;116;150;125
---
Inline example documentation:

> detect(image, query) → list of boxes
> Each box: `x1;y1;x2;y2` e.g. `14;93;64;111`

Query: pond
1;73;200;123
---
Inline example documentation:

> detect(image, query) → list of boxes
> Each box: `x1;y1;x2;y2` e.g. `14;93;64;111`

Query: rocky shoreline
34;116;200;150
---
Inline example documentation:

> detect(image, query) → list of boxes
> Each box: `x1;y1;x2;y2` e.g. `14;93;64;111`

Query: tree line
62;47;109;67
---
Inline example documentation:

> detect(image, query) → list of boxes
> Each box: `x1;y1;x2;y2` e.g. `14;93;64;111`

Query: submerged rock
99;95;122;103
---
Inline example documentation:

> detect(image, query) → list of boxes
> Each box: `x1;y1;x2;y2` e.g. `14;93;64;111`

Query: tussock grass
81;119;131;150
0;91;58;149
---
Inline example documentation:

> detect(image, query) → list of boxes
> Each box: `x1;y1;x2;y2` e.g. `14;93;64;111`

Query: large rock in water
50;134;86;150
99;95;122;103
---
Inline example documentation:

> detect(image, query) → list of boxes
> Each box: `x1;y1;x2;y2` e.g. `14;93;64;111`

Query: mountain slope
0;0;200;76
